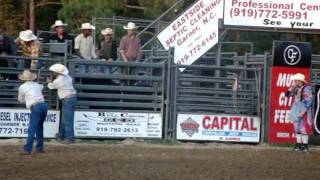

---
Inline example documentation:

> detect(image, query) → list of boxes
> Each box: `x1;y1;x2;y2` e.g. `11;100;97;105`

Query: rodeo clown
286;73;313;152
18;69;48;155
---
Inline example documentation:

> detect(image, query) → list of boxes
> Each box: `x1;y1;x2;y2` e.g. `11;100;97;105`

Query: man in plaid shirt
15;30;41;69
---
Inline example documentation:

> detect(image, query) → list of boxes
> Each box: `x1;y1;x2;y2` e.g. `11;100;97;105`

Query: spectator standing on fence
0;27;17;80
47;64;77;144
119;22;142;63
286;73;313;152
98;28;117;73
18;69;48;155
15;30;41;70
74;23;97;73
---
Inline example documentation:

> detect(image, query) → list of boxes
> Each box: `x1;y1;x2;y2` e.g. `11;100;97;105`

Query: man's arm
74;35;83;58
119;37;128;62
18;87;25;103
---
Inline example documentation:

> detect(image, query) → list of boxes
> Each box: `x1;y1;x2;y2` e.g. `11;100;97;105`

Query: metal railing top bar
73;73;163;81
175;64;260;71
74;84;162;93
67;59;165;67
0;55;61;62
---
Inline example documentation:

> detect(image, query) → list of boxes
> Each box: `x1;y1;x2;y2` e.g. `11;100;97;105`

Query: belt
31;101;45;108
62;94;76;100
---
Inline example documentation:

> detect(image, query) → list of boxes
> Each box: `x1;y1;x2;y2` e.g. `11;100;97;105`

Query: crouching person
18;69;48;155
47;64;76;144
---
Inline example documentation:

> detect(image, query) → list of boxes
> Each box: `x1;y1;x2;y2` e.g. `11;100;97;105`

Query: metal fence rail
0;55;62;109
67;59;167;113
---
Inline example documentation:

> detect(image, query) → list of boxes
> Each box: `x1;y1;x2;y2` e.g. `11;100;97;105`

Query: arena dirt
0;140;320;180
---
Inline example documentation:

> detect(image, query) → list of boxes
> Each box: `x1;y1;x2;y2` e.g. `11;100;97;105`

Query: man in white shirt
47;64;77;143
18;69;48;154
74;23;97;73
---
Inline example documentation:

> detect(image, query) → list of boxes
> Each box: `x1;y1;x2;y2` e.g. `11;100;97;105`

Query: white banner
74;111;162;138
177;114;260;142
0;109;60;138
224;0;320;29
157;0;223;68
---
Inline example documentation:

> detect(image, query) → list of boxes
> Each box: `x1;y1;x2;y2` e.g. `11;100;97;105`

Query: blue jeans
59;96;76;141
24;102;48;153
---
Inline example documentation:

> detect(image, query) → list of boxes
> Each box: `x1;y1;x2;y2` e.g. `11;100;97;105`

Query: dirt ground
0;140;320;180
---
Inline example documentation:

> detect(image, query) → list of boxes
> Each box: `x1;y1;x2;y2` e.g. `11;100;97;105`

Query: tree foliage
0;0;26;35
58;0;124;33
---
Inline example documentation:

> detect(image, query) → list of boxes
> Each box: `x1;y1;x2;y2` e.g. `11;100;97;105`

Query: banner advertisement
157;0;223;68
224;0;320;29
268;41;311;143
177;114;260;142
74;111;162;138
0;109;60;138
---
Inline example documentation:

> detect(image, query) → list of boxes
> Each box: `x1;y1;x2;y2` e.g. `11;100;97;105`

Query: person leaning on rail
18;69;48;155
47;64;77;144
15;30;41;70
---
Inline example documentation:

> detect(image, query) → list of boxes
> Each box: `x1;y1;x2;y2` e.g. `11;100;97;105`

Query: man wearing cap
47;64;77;143
18;69;48;154
74;23;97;73
15;30;41;69
119;22;142;62
286;73;313;152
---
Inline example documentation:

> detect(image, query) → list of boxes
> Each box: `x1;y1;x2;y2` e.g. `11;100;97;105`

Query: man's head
292;73;306;87
19;30;37;45
101;28;113;41
52;20;67;35
19;69;37;81
81;23;95;37
123;22;138;37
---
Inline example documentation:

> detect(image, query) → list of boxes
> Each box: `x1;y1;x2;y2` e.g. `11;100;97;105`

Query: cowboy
99;28;117;61
47;64;77;144
74;23;97;73
15;30;41;69
98;28;117;74
18;69;48;154
119;22;142;62
286;73;313;152
49;20;73;43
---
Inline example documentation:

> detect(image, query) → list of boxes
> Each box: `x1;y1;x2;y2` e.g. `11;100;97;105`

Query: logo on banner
283;45;301;66
180;117;199;137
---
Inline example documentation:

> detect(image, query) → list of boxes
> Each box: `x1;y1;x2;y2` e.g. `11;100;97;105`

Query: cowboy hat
81;23;95;30
123;22;138;30
51;20;67;29
101;28;113;35
19;30;37;42
49;64;69;75
19;69;37;81
291;73;307;82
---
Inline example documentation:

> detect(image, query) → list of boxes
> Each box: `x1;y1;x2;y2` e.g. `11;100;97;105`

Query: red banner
269;67;310;143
